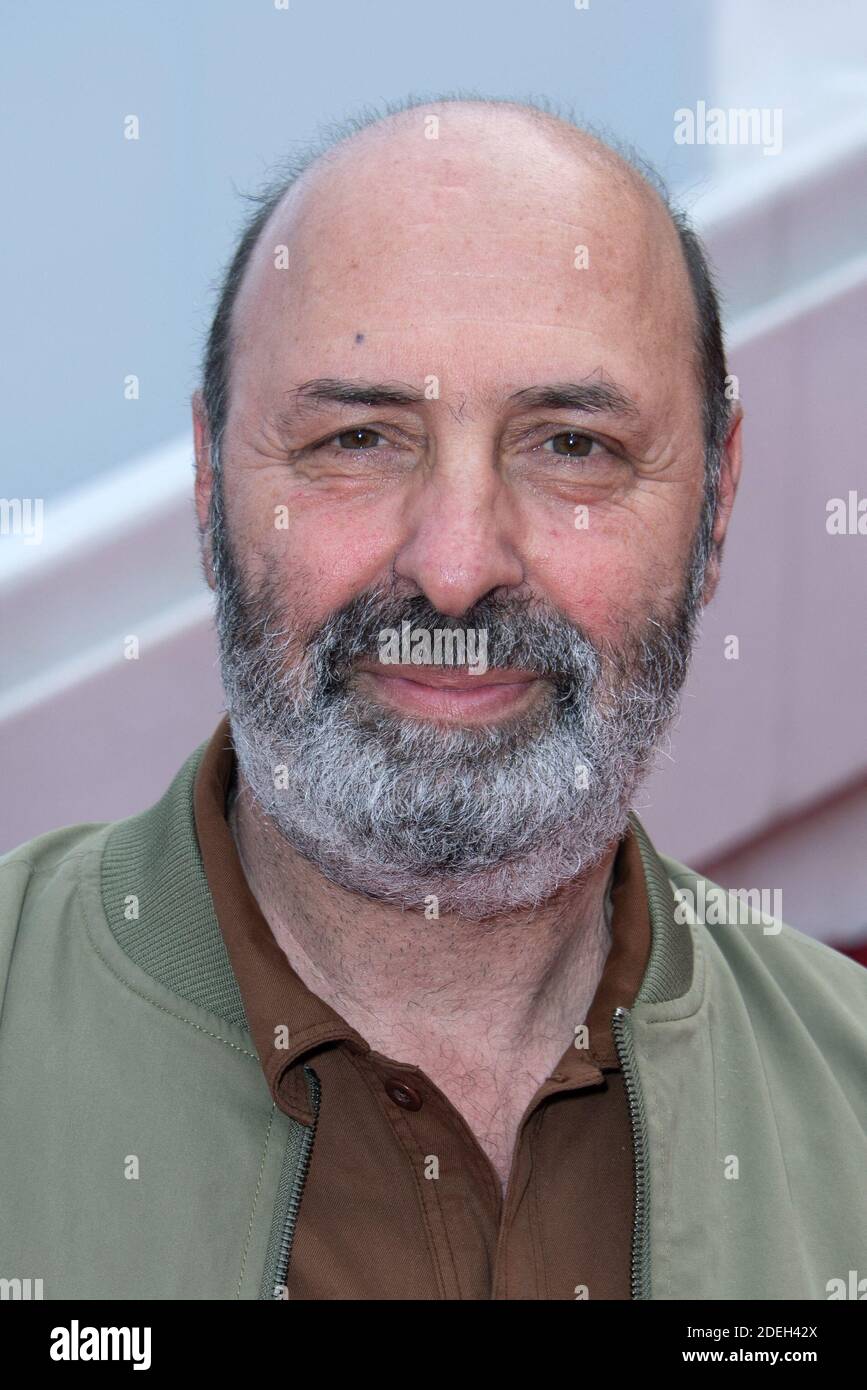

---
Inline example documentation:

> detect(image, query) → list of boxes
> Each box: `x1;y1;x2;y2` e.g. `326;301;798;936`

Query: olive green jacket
1;737;865;1299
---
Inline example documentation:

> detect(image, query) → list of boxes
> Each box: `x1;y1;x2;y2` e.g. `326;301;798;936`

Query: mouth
352;660;546;722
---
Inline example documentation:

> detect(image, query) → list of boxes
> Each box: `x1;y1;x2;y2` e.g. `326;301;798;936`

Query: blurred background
2;0;865;957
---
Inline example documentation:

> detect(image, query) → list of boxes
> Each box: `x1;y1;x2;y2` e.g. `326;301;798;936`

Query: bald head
232;104;691;413
236;101;685;310
201;96;730;503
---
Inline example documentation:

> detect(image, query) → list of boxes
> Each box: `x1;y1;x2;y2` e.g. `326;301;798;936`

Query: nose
392;457;525;618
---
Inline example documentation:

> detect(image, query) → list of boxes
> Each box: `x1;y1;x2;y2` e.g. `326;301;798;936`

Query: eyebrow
280;376;641;420
506;381;640;418
291;379;426;411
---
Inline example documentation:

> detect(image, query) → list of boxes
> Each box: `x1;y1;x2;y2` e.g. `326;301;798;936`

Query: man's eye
543;431;598;458
333;428;383;450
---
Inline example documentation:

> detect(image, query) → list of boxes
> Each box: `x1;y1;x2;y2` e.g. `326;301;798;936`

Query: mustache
302;586;602;704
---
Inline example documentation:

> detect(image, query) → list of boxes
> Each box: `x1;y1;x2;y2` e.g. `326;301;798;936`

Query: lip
352;661;544;721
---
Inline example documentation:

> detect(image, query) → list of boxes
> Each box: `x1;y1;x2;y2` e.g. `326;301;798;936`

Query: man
1;96;865;1302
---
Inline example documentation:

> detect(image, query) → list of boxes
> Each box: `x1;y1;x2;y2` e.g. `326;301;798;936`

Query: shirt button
384;1078;423;1110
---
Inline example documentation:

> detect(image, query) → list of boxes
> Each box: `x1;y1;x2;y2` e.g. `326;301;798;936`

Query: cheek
517;470;699;642
241;492;399;627
532;532;683;646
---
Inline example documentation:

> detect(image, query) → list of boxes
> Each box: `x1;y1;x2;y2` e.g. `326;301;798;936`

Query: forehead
230;117;698;427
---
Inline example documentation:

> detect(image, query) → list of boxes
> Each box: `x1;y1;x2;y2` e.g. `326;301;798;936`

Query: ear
192;390;217;591
702;403;743;606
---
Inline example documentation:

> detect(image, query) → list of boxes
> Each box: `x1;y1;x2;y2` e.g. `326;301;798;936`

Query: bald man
1;97;866;1303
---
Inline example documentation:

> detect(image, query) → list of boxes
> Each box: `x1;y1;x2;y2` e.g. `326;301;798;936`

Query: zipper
611;1006;650;1300
271;1064;321;1299
269;1033;644;1297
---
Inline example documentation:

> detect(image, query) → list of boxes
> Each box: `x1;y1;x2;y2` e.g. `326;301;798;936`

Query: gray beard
212;505;706;921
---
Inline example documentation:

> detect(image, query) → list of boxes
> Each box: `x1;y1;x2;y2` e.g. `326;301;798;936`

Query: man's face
196;112;723;918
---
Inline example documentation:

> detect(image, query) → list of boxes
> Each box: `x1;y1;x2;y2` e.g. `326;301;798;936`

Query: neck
227;768;619;1074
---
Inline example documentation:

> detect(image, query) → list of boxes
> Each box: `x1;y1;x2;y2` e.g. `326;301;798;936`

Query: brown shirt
193;716;651;1299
